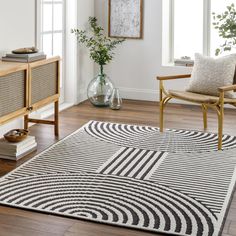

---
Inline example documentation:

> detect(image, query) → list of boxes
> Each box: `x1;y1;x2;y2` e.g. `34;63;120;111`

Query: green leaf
71;17;125;66
215;48;220;56
212;3;236;55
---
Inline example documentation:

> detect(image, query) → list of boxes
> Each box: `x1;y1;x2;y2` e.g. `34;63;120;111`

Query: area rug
0;121;236;236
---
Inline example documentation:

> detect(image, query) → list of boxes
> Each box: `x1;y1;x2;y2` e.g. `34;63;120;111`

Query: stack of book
0;136;37;161
2;52;46;63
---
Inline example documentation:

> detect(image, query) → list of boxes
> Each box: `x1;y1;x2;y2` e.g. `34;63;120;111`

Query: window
164;0;236;64
38;0;64;57
37;0;65;100
173;0;203;60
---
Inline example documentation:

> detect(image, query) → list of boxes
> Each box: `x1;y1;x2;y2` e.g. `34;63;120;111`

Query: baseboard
30;102;74;120
119;87;190;104
77;90;88;104
119;87;157;102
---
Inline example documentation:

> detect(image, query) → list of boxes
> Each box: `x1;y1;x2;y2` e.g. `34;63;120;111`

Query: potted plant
72;17;125;107
212;3;236;56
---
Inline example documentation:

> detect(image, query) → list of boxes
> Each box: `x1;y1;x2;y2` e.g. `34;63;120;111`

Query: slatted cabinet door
25;56;60;136
28;57;60;111
0;62;28;125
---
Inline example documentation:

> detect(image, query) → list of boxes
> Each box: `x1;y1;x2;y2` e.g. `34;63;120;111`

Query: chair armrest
218;84;236;92
156;74;191;80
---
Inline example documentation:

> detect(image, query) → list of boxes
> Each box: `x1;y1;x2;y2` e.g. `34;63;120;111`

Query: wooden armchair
156;74;236;150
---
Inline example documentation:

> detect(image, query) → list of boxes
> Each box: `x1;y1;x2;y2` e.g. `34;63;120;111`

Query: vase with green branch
72;17;125;107
212;3;236;56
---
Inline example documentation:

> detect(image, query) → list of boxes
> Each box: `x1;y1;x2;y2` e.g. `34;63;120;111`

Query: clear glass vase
109;88;122;110
87;65;114;107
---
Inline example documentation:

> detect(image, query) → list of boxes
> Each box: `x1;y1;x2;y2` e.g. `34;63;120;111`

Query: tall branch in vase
72;17;125;77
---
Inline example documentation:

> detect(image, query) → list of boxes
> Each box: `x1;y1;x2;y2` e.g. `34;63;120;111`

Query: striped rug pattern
85;121;236;152
0;120;236;236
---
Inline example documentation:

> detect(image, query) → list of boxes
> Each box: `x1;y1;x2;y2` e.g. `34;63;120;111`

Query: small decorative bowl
12;47;38;54
4;129;29;143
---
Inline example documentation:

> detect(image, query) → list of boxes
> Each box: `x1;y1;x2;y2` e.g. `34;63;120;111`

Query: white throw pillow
186;53;236;98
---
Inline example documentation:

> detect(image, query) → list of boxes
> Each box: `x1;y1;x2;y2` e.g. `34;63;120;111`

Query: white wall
94;0;192;102
76;0;95;103
0;0;35;57
0;0;36;136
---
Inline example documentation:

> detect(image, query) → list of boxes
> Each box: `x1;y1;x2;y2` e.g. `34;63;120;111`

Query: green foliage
71;17;125;68
212;3;236;56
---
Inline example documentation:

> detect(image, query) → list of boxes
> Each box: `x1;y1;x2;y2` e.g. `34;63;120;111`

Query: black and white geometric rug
0;121;236;236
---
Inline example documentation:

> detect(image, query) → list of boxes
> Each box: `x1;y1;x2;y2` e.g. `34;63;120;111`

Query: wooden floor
0;99;236;236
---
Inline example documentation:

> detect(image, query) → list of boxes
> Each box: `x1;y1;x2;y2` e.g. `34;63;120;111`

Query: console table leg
24;115;29;130
54;101;59;136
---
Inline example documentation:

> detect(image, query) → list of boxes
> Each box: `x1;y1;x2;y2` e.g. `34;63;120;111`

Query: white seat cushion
186;53;236;98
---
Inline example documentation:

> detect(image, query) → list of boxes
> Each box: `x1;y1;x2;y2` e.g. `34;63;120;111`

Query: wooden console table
0;57;60;135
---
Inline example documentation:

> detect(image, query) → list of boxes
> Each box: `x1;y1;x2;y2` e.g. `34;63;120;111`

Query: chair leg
217;104;224;150
159;81;164;132
160;96;171;132
160;100;164;132
217;92;225;150
201;104;208;130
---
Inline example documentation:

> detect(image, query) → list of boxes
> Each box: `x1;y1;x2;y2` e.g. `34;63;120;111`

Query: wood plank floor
0;99;236;236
